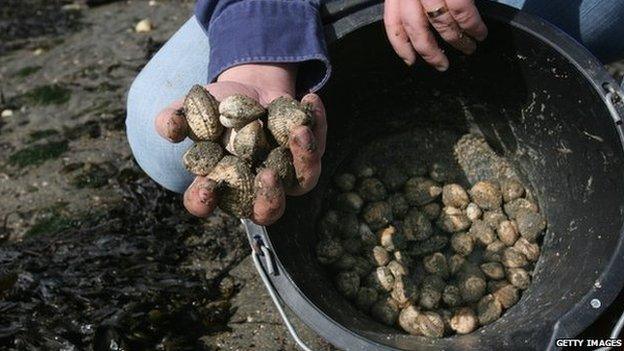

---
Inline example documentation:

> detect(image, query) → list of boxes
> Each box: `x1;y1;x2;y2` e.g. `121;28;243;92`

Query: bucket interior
268;16;624;350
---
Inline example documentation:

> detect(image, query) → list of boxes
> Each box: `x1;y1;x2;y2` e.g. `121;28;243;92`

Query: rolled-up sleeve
195;0;331;93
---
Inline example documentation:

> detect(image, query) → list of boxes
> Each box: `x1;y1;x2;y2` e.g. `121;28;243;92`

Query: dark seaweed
0;179;243;351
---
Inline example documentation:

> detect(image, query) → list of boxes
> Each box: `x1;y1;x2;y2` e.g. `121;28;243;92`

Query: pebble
1;109;14;118
135;19;153;33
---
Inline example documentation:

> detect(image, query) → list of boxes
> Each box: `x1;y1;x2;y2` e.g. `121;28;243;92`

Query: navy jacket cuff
197;0;331;94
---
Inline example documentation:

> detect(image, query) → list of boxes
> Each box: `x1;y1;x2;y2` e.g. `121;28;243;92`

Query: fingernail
436;63;449;72
293;128;316;152
301;93;317;106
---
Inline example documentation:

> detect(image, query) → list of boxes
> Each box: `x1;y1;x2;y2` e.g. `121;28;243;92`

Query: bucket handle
593;308;624;351
248;228;316;351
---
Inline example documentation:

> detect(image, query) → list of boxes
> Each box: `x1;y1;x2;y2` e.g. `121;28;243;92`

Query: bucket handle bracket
242;220;316;351
603;81;624;125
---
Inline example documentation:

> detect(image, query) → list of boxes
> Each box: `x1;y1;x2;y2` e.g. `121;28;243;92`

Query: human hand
154;63;327;225
384;0;488;71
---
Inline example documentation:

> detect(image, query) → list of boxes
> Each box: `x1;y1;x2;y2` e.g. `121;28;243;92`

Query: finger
384;0;418;65
183;176;218;217
301;93;327;156
400;0;449;71
252;169;286;225
288;126;321;196
154;99;188;143
421;0;476;55
446;0;488;41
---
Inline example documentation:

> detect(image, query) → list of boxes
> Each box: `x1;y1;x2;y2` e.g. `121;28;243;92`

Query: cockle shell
219;94;266;130
207;155;255;218
267;96;314;147
221;128;237;155
182;141;224;176
232;120;270;163
261;146;296;188
183;85;223;141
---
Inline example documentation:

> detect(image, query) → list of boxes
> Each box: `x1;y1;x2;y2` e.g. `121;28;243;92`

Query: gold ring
426;6;448;19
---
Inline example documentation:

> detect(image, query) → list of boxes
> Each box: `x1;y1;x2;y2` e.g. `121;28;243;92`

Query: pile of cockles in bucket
316;164;547;337
178;85;313;217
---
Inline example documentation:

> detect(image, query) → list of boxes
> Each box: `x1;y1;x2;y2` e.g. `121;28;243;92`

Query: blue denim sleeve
194;0;331;94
